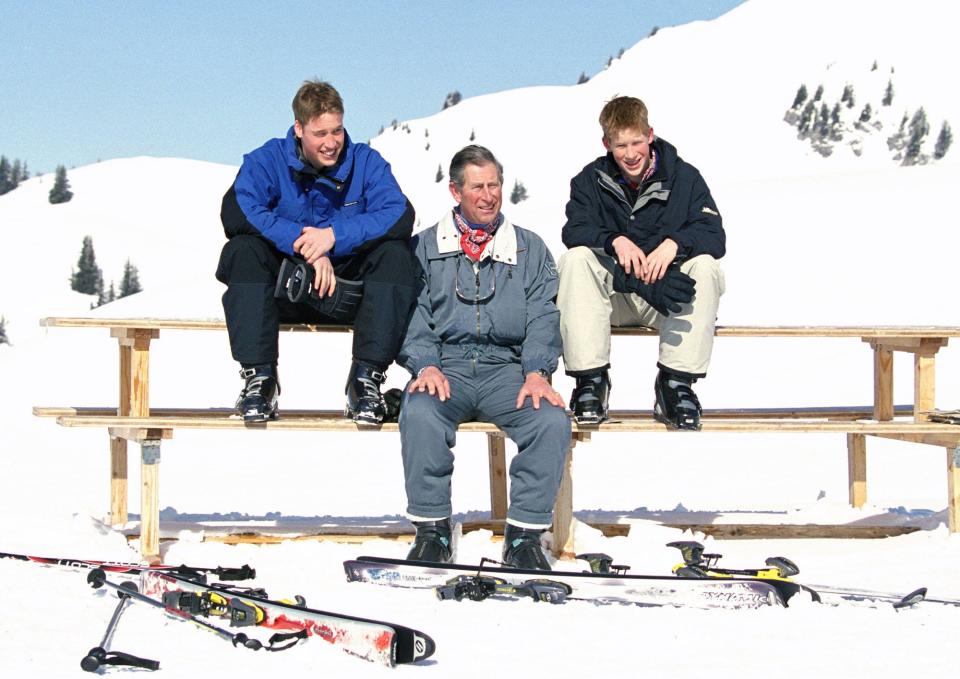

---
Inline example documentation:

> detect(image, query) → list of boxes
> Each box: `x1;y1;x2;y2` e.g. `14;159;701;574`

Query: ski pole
81;580;159;672
86;568;267;651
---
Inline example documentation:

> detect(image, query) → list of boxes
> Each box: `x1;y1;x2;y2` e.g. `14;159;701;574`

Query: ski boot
345;361;387;425
653;368;702;431
406;519;453;563
235;365;279;422
569;370;611;425
502;524;551;571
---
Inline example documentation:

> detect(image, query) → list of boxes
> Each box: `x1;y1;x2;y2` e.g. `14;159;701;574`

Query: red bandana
453;209;500;261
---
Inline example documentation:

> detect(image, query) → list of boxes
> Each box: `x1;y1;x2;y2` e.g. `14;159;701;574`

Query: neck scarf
453;208;502;261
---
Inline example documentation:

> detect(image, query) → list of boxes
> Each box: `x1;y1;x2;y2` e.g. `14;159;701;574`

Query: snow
2;0;960;676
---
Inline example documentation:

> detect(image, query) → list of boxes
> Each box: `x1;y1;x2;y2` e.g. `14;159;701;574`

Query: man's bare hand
516;372;564;410
312;256;336;297
293;226;336;264
612;235;647;278
642;238;678;283
408;366;451;402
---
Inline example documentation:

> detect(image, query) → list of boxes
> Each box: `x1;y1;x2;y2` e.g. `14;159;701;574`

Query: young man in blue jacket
558;96;726;430
398;145;570;570
215;80;417;424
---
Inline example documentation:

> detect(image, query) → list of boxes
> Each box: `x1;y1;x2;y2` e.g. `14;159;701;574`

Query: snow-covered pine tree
49;165;73;204
0;316;9;346
70;236;103;295
882;79;894;106
510;180;528;204
903;108;930;165
119;259;142;297
934;121;953;160
791;84;808;109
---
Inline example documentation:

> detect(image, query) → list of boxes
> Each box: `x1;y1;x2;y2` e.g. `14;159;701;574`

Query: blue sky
1;0;744;175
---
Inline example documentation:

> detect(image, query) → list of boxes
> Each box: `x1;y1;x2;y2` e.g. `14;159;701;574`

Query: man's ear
448;181;462;204
294;119;303;140
601;136;610;151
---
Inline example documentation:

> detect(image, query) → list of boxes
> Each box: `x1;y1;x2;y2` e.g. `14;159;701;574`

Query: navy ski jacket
561;137;725;263
221;127;413;259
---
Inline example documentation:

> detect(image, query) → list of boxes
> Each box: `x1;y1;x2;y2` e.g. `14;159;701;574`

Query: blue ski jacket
221;127;413;258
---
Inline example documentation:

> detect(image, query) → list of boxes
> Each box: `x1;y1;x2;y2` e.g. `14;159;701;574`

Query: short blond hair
599;96;650;140
292;80;344;124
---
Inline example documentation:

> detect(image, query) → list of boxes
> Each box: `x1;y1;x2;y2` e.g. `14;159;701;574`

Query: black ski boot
406;519;452;563
345;361;387;425
235;365;279;422
569;370;611;425
502;524;551;571
654;368;702;431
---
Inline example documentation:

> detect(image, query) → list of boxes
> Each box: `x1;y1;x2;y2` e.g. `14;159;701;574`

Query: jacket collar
436;209;519;265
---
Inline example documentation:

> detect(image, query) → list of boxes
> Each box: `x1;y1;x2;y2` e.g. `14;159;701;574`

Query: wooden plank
140;441;161;562
109;434;127;525
871;432;960;448
40;317;960;337
486;433;507;521
552;444;576;558
847;434;867;507
52;413;960;435
34;404;917;420
669;524;920;539
914;349;937;423
949;446;960;533
873;346;894;421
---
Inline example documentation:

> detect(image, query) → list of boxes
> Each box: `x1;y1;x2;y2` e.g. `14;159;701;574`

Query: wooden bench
34;318;960;561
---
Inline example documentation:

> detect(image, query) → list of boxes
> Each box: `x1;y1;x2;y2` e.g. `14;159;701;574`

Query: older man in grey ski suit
398;145;570;571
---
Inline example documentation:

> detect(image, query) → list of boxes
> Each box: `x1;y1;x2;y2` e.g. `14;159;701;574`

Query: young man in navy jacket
216;80;417;424
558;96;726;430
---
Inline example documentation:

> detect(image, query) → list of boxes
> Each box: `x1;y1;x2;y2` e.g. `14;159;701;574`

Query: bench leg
109;434;128;525
847;433;867;508
551;437;580;558
914;350;936;422
949;446;960;533
140;440;161;563
486;433;507;521
873;346;894;421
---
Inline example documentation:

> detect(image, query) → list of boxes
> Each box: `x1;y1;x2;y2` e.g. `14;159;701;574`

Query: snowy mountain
3;2;960;677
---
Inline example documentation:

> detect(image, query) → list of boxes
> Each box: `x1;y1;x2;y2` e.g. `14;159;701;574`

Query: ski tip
893;587;928;610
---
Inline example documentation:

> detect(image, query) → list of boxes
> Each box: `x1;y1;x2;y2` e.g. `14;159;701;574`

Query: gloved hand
611;265;696;316
274;257;364;322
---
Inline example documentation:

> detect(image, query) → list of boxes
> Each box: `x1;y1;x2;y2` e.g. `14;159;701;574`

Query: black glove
611;265;696;316
274;257;363;322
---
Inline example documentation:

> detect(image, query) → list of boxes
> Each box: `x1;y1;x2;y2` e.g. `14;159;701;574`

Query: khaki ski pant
557;247;725;377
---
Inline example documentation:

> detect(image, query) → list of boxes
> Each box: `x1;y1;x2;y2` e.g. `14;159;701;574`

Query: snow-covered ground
2;0;960;676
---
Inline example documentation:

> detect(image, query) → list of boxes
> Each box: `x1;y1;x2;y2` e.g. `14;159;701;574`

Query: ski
0;548;254;580
140;570;436;667
665;541;945;611
344;555;806;610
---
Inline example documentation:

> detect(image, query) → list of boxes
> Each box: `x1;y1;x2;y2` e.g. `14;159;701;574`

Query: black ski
0;548;254;580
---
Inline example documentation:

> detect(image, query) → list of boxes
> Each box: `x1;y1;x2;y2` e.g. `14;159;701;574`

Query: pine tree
442;91;462;110
105;282;117;304
934;121;953;160
813;84;824;102
577;72;589;85
0;156;11;195
70;236;103;295
435;164;444;183
119;259;142;297
871;60;878;71
859;103;873;123
0;315;9;346
798;101;816;136
841;84;855;109
469;129;476;141
510;180;528;204
791;84;808;109
49;165;73;204
903;108;930;165
882;79;894;106
815;103;830;138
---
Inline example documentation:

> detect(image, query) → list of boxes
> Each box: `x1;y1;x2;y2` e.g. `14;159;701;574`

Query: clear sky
0;0;744;175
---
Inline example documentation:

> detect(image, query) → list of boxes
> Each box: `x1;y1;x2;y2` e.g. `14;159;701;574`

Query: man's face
294;112;345;169
449;162;502;225
603;126;655;184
